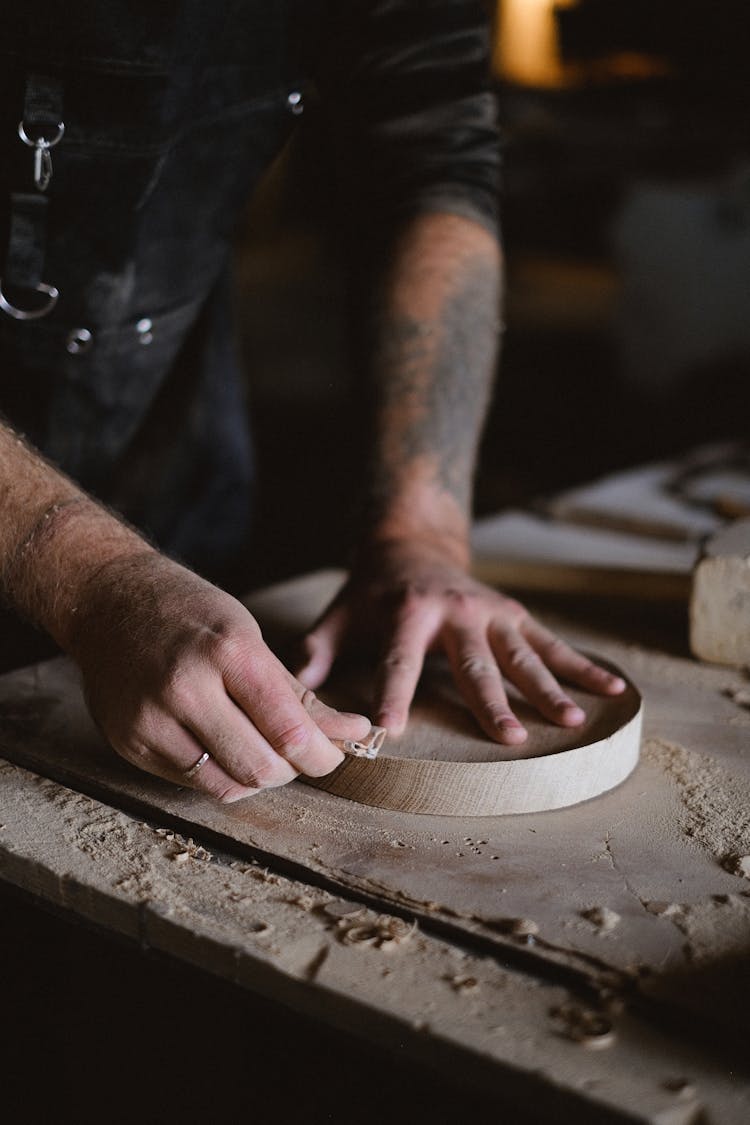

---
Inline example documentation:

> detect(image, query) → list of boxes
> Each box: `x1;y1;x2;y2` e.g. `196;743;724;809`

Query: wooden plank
0;571;748;1024
1;759;748;1125
542;460;723;542
471;511;695;601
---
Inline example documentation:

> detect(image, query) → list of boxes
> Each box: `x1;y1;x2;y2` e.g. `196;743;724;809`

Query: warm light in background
494;0;579;88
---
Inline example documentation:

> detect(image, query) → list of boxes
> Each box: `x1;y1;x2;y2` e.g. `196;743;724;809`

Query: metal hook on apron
17;120;65;192
1;75;64;320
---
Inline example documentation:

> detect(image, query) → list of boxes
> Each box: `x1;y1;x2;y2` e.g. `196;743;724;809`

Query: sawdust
645;738;750;869
665;892;750;964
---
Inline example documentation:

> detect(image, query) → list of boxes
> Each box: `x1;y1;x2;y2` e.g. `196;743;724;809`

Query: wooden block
690;517;750;667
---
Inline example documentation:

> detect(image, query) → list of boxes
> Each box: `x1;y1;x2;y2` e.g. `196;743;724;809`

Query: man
0;1;624;802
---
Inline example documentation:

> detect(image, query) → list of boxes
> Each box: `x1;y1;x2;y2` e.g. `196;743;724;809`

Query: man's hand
0;421;370;802
67;552;371;801
302;212;625;742
297;537;625;745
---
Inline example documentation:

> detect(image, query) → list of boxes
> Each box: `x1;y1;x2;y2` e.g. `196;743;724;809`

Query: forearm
363;210;502;564
0;419;153;648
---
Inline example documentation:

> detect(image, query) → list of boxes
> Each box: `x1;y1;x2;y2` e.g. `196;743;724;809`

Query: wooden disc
246;570;643;817
305;662;641;816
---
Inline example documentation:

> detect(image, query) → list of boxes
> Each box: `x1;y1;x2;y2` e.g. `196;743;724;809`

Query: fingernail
560;703;586;725
497;720;527;745
593;667;626;693
377;709;405;735
342;712;376;736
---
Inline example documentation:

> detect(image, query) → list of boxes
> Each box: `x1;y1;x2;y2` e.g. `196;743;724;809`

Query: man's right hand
0;421;368;801
66;551;370;802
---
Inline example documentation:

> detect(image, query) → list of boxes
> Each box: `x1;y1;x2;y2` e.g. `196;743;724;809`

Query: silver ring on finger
183;750;210;779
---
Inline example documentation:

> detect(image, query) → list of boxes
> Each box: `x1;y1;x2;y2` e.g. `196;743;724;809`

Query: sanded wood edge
306;703;643;817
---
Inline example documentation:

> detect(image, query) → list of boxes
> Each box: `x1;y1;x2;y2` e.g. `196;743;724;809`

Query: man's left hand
296;538;625;745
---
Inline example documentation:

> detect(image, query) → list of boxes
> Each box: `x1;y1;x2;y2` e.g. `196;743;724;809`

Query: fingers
298;686;373;744
442;628;527;745
222;645;345;777
296;602;350;689
181;688;300;790
373;605;439;735
490;625;586;728
119;722;259;804
521;620;626;695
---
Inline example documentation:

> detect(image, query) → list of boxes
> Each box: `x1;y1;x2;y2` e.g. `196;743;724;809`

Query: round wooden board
307;657;642;817
244;570;642;818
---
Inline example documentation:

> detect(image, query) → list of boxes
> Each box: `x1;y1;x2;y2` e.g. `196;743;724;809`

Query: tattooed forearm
365;214;502;525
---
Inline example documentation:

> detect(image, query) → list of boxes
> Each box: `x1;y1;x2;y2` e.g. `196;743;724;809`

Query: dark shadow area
640;949;750;1070
1;885;538;1125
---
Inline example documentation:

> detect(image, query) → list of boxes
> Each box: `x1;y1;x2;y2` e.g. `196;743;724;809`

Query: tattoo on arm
368;252;501;516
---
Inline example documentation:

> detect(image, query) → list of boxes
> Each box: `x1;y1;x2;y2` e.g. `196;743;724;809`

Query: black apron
0;1;315;584
0;1;499;614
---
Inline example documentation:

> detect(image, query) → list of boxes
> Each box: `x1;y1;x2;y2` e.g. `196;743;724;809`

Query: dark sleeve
315;0;501;237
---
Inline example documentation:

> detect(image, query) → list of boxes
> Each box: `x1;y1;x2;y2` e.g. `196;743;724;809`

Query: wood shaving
725;854;750;878
582;906;621;933
446;974;479;992
337;914;417;951
286;893;318;911
550;1004;616;1050
646;901;683;917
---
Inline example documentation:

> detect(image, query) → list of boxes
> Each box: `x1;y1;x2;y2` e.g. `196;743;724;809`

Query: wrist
5;497;155;651
357;484;472;570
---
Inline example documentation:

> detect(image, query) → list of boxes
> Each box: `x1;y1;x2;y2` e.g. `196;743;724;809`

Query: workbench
1;569;749;1124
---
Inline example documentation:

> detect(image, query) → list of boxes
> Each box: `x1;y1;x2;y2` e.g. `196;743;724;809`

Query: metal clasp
0;278;59;320
18;120;65;192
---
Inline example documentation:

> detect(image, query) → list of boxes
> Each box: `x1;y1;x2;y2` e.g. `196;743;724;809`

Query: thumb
296;602;350;689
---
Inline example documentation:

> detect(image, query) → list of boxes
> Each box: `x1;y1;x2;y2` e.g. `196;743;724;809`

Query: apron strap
1;73;64;319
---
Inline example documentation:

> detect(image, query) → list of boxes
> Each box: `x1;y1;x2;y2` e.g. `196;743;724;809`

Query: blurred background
235;0;750;589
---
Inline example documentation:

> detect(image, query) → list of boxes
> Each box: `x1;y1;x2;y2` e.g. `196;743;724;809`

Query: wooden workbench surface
1;570;749;1124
